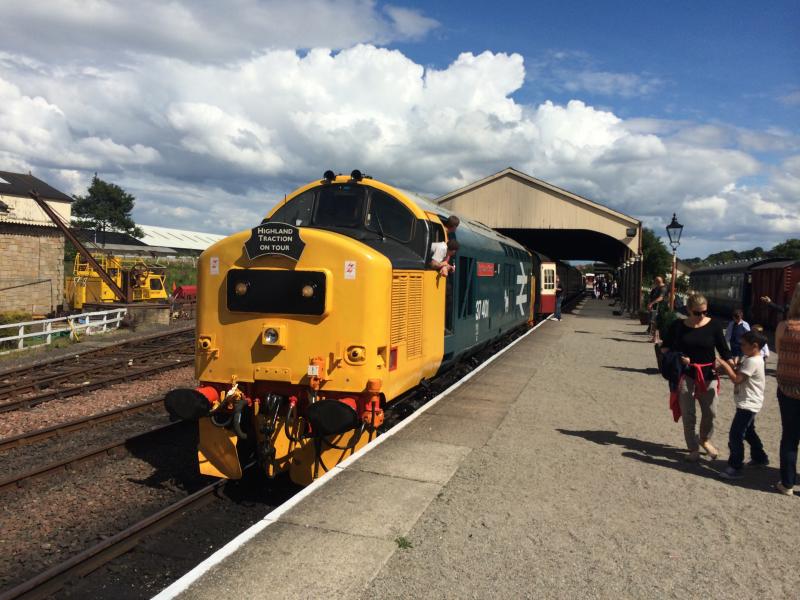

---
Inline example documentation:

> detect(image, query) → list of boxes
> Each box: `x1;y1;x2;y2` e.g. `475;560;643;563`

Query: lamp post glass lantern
666;213;683;310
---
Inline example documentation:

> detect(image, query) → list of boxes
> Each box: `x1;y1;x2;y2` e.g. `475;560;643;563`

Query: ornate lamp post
666;213;684;311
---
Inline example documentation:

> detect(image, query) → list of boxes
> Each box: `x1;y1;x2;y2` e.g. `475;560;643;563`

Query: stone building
0;171;73;315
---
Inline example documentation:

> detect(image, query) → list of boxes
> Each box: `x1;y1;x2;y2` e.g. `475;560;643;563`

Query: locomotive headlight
234;281;249;296
264;328;279;344
301;284;315;298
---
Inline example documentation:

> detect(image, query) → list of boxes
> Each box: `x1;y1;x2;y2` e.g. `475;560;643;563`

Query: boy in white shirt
716;330;769;479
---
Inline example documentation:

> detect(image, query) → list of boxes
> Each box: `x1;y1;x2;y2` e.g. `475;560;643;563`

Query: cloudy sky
0;0;797;258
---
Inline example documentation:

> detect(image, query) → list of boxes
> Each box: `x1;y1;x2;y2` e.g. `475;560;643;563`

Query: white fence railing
0;308;128;354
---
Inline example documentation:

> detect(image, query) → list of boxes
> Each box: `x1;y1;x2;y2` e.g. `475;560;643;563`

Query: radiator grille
390;272;424;360
406;276;423;359
390;276;407;345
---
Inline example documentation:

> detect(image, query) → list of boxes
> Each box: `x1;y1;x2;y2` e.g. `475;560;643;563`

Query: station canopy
435;168;641;266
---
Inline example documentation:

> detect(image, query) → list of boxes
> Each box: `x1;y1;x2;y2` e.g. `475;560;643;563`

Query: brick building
0;172;73;315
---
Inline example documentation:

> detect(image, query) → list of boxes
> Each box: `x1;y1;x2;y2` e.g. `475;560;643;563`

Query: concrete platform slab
180;521;395;600
456;377;528;400
399;410;506;448
426;394;510;420
352;437;472;484
280;469;440;540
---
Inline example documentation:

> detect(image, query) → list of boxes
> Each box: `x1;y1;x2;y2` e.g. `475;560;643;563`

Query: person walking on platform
725;309;750;364
647;276;667;343
661;294;734;462
715;330;769;479
774;282;800;496
554;276;563;321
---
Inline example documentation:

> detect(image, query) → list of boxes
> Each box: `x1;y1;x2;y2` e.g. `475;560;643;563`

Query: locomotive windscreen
227;269;327;316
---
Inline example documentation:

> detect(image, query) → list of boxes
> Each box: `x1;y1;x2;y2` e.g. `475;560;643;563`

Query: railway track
0;396;164;452
0;421;179;494
0;327;195;413
0;478;226;600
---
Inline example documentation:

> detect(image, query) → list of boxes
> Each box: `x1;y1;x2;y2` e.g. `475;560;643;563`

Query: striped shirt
777;320;800;399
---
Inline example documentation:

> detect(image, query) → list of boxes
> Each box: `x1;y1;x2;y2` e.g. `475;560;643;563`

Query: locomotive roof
691;257;788;274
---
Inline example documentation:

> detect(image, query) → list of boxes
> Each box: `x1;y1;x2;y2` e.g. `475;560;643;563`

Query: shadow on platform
603;365;660;375
556;429;783;495
602;337;650;343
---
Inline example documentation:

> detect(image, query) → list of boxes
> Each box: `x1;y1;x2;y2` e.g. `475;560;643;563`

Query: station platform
155;299;797;599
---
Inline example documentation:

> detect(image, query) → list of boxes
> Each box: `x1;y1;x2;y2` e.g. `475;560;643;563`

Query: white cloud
0;0;438;65
0;28;796;255
562;70;663;98
384;5;439;39
528;50;664;99
779;90;800;106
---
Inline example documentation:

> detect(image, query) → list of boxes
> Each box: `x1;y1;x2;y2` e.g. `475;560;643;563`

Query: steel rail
0;356;194;413
0;480;229;600
0;421;179;493
0;325;194;380
0;338;194;401
0;396;165;452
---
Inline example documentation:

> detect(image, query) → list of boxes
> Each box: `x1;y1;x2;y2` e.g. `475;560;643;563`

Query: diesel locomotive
165;171;537;485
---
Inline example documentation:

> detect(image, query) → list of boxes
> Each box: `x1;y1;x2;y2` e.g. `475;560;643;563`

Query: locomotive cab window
269;190;314;226
314;184;365;228
366;190;414;242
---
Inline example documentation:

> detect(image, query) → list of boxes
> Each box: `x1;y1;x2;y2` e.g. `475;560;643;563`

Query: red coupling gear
195;385;220;406
362;379;384;427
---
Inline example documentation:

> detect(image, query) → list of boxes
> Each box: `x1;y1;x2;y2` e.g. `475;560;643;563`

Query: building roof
136;224;226;252
751;259;799;271
434;167;640;227
81;242;179;256
75;228;149;247
0;171;73;203
691;258;783;274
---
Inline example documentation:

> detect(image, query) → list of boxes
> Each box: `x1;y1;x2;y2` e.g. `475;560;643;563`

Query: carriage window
366;190;415;242
269;190;314;226
543;268;555;290
313;184;366;228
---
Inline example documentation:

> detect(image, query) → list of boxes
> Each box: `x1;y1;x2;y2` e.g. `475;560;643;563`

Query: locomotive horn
323;170;335;182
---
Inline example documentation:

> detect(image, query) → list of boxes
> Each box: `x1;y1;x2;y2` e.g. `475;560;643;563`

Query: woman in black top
661;293;734;461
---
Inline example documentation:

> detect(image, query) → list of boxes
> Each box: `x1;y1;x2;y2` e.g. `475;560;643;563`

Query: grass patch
394;536;413;550
163;261;198;289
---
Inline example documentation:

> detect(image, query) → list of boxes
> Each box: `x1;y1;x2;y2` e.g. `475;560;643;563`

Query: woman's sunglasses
691;310;708;316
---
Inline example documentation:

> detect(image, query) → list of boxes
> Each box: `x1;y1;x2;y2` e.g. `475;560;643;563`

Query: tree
72;174;143;244
641;228;672;285
770;238;800;260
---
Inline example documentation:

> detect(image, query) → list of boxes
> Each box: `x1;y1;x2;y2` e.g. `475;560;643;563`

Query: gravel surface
361;300;800;599
0;366;196;438
0;422;209;591
56;472;301;600
0;407;170;480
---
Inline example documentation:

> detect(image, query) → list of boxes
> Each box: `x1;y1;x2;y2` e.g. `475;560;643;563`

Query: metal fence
0;308;128;354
